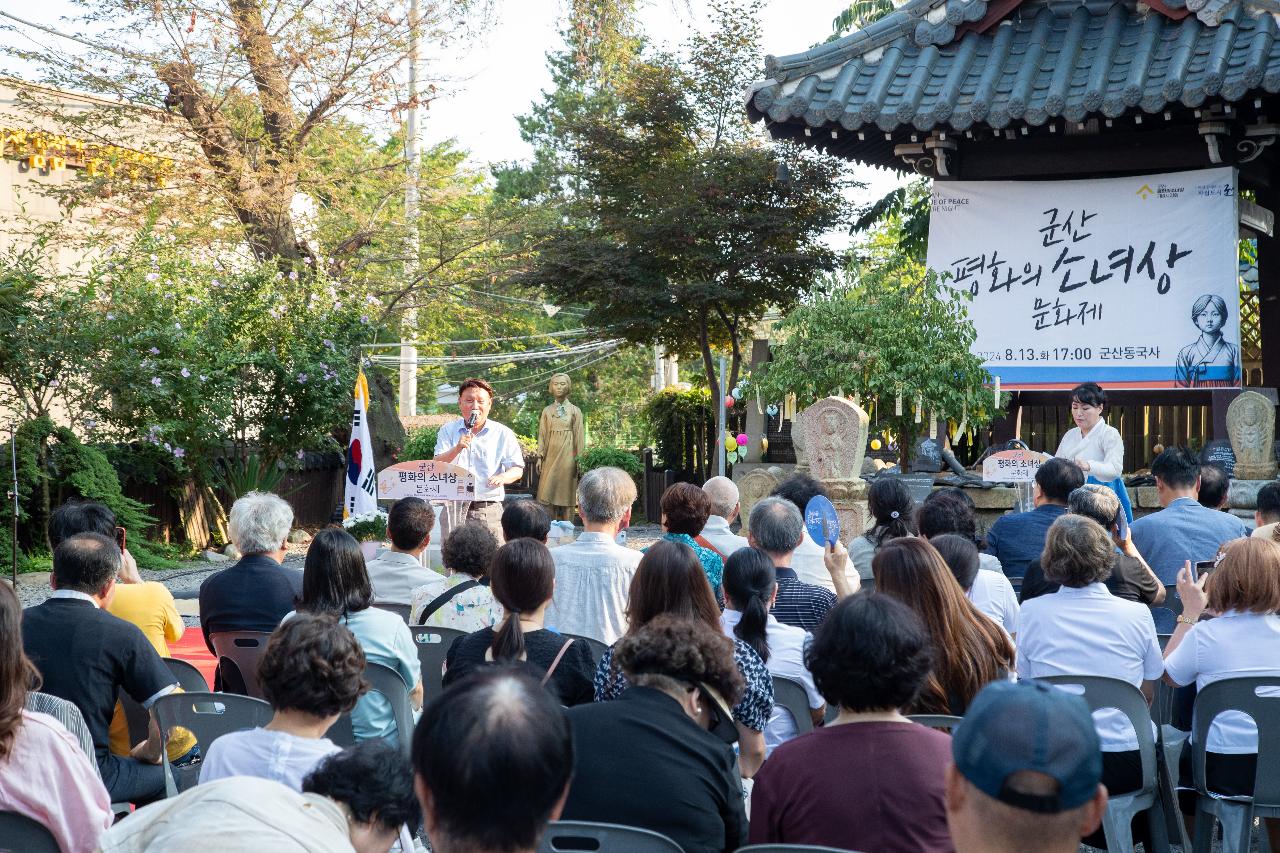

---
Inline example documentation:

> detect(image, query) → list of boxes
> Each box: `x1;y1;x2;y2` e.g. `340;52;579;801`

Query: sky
3;0;906;232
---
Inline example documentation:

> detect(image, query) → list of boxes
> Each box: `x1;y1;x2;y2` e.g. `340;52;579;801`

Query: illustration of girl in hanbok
1175;294;1240;388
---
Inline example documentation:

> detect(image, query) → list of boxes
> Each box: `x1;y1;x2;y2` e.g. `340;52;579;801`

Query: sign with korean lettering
377;460;475;501
982;449;1045;483
926;167;1240;390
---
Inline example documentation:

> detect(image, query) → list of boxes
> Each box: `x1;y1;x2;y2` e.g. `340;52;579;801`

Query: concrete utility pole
398;0;422;416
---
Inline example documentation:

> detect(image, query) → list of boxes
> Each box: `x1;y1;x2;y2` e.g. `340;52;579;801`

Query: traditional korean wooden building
747;0;1280;465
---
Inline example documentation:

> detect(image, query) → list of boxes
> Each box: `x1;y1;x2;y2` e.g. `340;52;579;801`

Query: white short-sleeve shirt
1017;583;1163;751
968;567;1020;636
434;418;525;501
1164;611;1280;754
720;610;823;756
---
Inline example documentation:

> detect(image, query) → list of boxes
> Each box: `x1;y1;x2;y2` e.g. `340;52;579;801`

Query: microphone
466;411;479;430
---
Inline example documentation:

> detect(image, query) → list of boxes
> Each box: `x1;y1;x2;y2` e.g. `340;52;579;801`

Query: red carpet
169;626;218;689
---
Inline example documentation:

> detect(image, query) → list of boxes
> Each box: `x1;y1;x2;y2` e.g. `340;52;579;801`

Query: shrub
402;426;441;462
577;447;642;477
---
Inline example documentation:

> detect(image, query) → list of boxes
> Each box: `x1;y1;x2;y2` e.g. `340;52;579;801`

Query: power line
360;328;595;348
364;338;621;367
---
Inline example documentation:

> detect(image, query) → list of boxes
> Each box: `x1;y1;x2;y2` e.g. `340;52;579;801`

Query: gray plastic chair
564;633;610;667
1152;584;1183;641
364;661;416;759
0;811;59;853
1038;675;1170;853
773;676;817;736
210;631;273;698
1189;676;1280;853
163;657;211;692
538;820;683;853
737;840;865;845
373;602;412;624
412;626;469;694
152;691;273;796
907;714;963;731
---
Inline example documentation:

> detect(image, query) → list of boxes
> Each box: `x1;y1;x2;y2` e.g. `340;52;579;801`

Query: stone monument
736;465;788;536
536;373;586;521
1227;390;1277;480
799;397;870;543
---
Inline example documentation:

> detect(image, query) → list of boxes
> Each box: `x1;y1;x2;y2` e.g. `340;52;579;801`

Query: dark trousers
102;753;166;805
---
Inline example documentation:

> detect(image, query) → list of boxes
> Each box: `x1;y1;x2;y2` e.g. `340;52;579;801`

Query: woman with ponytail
444;539;595;705
849;477;917;580
721;548;825;756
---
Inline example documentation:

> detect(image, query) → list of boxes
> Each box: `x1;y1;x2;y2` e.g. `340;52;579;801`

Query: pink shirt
0;710;113;853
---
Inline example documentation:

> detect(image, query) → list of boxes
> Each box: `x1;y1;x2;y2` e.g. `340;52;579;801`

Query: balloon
760;438;769;452
736;433;748;447
726;436;738;452
766;404;778;417
724;395;735;408
870;438;882;450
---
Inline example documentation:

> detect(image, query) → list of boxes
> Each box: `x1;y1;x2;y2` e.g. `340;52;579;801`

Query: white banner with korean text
925;167;1240;390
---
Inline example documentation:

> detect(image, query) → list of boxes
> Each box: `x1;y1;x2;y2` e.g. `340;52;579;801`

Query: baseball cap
952;680;1102;814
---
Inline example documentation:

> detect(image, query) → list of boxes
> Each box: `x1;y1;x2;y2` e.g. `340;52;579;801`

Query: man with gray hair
545;467;642;644
700;476;748;557
1018;484;1164;605
199;492;304;677
748;497;854;631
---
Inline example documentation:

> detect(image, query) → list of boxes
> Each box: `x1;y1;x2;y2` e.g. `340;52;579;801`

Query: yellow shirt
107;582;197;759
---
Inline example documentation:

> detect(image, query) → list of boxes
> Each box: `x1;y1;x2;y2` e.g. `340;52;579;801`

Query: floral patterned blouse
408;574;504;632
592;637;774;732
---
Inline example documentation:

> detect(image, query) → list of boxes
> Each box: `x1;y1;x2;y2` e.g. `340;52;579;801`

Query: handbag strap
694;535;726;561
416;579;481;626
540;638;576;687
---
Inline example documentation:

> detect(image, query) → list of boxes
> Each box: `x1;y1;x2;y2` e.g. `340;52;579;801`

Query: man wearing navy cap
946;680;1109;853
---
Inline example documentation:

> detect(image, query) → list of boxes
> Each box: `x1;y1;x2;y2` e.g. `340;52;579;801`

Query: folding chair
563;633;610;667
0;811;59;853
164;657;211;692
412;626;468;695
772;675;817;736
373;602;412;624
537;820;683;853
737;840;865;845
152;691;273;796
210;631;273;698
1188;676;1280;853
1038;675;1171;853
907;714;963;731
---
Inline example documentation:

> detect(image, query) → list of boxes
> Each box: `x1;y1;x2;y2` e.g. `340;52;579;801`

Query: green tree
748;264;999;468
512;0;852;402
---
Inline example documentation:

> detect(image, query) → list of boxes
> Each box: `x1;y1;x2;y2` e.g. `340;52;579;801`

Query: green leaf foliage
577;446;642;477
642;388;715;474
401;427;442;462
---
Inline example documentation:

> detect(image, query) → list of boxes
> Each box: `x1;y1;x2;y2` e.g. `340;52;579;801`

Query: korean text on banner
925;167;1240;390
344;371;379;518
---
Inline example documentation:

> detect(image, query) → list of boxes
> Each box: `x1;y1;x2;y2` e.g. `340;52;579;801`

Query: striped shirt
25;692;99;777
770;567;837;632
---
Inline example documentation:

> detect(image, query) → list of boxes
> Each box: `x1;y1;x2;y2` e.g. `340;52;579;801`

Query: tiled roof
747;0;1280;136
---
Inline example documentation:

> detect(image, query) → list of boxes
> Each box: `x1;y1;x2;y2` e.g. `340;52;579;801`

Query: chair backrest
538;820;684;853
412;626;469;694
907;714;964;731
1037;675;1157;796
210;631;273;698
0;811;60;853
373;602;412;624
563;633;610;666
152;691;273;794
1149;584;1182;636
1190;675;1280;805
1007;576;1024;596
324;713;357;748
737;840;865;845
772;676;816;736
163;657;211;693
363;661;416;758
119;690;151;747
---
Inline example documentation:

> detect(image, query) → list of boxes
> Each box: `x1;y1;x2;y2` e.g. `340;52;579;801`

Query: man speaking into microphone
433;378;525;542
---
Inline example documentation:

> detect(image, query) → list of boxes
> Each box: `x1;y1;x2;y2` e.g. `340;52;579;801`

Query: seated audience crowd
15;452;1280;853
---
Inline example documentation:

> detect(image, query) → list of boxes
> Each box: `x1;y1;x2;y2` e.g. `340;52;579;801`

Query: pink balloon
724;395;735;408
736;433;748;447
